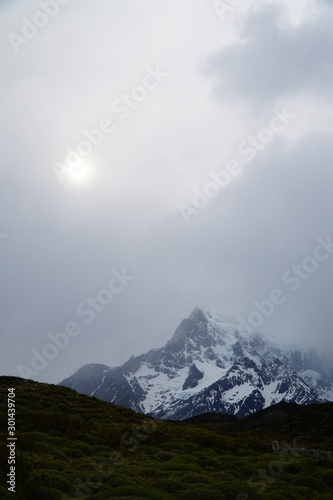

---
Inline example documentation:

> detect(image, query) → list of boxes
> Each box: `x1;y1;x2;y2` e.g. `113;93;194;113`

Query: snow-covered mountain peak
166;306;209;346
60;307;333;420
167;307;239;354
189;305;206;319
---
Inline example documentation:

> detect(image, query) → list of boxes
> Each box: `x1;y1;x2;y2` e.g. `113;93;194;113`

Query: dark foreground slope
1;376;333;499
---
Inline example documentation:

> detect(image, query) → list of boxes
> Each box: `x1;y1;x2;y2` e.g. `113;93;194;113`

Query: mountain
59;307;333;420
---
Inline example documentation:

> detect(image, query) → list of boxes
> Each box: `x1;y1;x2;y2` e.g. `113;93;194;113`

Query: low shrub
61;447;84;458
0;486;14;499
159;442;185;452
283;462;304;474
28;470;72;492
168;471;208;484
100;484;167;499
313;469;333;487
161;459;202;473
152;477;184;493
156;451;175;461
26;486;63;499
176;487;226;499
108;473;137;487
292;475;328;492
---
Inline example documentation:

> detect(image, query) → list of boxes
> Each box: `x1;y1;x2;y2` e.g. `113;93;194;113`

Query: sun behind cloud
66;161;94;186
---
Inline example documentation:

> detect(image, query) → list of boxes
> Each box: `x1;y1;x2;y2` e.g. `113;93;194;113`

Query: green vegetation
1;376;332;499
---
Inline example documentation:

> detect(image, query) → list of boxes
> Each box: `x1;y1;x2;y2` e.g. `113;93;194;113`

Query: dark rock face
183;363;204;390
60;364;110;396
59;307;333;420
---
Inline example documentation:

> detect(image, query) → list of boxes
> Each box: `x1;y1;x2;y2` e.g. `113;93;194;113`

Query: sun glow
67;162;93;185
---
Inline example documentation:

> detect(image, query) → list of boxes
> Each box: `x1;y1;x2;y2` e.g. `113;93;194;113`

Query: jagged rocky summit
59;307;333;419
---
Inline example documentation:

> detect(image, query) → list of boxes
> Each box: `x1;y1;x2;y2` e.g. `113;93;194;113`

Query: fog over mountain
1;0;333;384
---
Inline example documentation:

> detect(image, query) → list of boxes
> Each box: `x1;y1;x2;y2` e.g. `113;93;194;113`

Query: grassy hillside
1;376;332;499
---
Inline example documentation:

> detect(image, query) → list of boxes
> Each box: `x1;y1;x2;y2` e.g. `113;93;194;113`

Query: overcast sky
1;0;333;384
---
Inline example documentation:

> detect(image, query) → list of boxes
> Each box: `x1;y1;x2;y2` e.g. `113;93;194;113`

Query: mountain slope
60;307;333;419
1;376;333;499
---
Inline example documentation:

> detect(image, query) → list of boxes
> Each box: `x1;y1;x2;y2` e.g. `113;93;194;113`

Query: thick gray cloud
1;0;332;384
205;3;333;109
